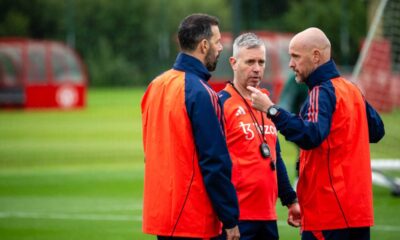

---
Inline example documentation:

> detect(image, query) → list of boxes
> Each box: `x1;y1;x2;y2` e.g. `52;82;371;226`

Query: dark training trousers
302;227;370;240
213;220;279;240
158;236;202;240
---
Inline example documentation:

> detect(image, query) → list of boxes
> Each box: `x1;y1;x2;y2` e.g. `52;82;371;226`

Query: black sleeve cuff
222;219;238;229
280;191;298;206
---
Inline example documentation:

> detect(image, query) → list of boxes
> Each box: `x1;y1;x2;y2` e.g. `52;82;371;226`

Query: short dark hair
178;13;219;52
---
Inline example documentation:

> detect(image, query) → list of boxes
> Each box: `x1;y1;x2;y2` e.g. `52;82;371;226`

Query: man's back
141;68;221;237
298;76;373;230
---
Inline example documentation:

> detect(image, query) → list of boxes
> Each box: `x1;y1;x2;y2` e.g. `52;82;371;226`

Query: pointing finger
247;86;259;93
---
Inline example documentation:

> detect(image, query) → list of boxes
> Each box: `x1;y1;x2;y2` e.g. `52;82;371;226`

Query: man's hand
287;202;301;228
247;86;274;112
225;225;240;240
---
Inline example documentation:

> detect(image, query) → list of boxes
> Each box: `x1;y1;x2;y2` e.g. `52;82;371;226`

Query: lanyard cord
230;82;275;170
230;83;266;144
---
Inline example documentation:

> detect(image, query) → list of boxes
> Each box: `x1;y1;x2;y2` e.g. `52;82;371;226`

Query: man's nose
218;43;223;52
253;63;262;72
289;58;294;68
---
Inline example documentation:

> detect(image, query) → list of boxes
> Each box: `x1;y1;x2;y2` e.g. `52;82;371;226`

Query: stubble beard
205;49;218;72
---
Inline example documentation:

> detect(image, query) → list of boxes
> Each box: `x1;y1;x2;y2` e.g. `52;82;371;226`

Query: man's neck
182;51;205;66
233;80;251;99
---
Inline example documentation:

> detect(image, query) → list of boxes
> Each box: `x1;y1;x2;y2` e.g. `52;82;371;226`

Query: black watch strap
267;105;278;118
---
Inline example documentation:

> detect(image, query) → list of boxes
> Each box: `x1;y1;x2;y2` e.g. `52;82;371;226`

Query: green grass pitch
0;87;399;239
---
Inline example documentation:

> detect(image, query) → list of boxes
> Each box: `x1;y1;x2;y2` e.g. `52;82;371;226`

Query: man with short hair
248;27;385;240
217;32;300;240
141;13;240;240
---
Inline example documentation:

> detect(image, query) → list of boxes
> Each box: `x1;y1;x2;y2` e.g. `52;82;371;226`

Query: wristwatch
267;105;279;118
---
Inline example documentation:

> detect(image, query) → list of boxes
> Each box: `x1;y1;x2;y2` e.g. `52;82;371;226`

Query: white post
352;0;389;82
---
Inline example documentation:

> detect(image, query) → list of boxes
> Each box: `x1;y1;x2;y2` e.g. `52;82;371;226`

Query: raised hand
246;86;274;112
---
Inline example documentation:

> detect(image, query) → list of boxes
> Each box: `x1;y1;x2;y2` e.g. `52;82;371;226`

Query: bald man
247;27;385;240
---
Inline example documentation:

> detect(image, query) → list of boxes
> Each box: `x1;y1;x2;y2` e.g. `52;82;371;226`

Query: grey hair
232;32;265;57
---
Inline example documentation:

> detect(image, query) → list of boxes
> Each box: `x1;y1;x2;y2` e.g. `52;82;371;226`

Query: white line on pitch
0;211;398;232
0;211;142;222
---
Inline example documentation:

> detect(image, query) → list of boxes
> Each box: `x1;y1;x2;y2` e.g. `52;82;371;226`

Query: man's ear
200;39;209;54
229;56;237;70
312;49;321;64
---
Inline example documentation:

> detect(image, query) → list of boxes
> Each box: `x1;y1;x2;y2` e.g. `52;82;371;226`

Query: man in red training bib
217;32;300;240
248;27;385;240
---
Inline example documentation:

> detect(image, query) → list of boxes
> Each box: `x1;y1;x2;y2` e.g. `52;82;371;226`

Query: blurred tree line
0;0;367;86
